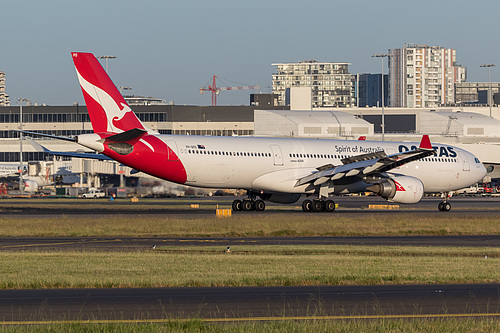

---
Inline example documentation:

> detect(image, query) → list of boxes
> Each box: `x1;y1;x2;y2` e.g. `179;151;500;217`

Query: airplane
0;164;41;193
20;52;487;212
0;163;26;178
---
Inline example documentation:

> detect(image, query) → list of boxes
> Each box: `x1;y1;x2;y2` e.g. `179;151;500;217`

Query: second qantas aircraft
25;52;487;212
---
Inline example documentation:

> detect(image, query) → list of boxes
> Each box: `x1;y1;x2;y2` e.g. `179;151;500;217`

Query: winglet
419;135;432;150
358;136;366;141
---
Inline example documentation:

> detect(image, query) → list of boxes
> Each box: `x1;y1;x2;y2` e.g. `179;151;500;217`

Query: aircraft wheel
242;199;254;211
254;199;265;211
324;200;336;212
302;199;312;212
438;202;451;211
232;199;242;211
312;200;324;212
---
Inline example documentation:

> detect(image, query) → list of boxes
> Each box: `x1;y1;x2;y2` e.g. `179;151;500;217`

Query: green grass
0;318;499;333
0;245;498;289
0;213;498;237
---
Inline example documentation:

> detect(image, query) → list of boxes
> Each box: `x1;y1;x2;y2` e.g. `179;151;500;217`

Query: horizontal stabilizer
27;139;112;160
101;128;147;143
14;130;76;142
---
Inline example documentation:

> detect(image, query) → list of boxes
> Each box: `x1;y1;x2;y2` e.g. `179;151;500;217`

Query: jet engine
259;192;301;204
367;176;424;204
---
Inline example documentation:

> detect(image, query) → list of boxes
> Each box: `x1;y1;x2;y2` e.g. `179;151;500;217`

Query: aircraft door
270;145;283;166
165;140;179;161
458;151;470;171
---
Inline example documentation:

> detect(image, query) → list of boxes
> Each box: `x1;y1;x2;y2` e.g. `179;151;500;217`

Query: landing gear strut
438;192;452;212
302;199;336;213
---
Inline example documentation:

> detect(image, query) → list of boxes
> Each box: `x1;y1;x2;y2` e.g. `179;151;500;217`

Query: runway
1;235;500;251
0;284;498;322
1;196;500;218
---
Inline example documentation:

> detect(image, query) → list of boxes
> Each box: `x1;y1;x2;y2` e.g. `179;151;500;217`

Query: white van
82;189;106;198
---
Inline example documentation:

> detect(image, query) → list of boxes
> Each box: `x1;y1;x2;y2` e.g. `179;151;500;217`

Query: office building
272;60;355;108
388;44;466;108
455;82;500;105
356;74;388;107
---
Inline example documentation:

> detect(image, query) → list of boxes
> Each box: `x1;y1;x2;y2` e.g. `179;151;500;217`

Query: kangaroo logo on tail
72;53;154;134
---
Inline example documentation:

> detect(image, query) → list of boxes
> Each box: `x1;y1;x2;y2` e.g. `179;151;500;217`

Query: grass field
0;245;498;289
0;213;498;237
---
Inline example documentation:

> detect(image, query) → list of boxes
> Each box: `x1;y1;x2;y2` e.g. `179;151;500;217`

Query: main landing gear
302;199;336;213
438;192;452;212
232;198;266;212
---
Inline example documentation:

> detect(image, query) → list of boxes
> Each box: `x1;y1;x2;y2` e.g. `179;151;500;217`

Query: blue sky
2;0;499;106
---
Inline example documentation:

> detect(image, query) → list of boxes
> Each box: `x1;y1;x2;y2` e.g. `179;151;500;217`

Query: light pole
18;98;30;193
98;55;117;73
480;64;495;118
372;54;389;141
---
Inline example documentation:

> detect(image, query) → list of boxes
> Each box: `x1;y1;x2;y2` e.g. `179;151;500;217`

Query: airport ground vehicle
82;189;106;199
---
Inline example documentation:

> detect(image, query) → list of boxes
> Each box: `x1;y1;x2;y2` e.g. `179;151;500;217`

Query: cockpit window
474;158;481;163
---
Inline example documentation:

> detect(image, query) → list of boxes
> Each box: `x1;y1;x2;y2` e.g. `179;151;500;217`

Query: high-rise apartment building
272;60;355;108
388;44;466;108
0;71;9;106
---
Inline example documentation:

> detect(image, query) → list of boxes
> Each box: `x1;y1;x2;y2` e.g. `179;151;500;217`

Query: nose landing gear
438;192;452;211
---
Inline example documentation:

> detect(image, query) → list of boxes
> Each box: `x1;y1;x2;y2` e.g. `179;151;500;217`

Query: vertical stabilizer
71;52;154;134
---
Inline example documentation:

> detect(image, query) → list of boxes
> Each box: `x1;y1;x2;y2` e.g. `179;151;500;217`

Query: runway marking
0;239;122;249
2;312;500;325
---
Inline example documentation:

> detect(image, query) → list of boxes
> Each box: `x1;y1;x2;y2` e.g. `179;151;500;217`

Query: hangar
254;110;373;138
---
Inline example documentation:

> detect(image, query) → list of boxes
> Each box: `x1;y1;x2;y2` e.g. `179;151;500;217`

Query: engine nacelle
259;192;301;204
367;176;424;204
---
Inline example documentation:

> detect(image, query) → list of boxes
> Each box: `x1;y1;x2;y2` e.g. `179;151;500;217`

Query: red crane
200;75;260;106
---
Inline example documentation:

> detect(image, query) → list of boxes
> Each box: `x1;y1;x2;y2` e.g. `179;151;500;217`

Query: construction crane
200;75;260;106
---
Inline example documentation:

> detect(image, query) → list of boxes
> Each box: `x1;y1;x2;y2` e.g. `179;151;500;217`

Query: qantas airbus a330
22;52;487;212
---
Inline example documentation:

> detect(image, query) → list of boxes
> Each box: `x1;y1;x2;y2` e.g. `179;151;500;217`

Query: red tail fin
71;52;148;134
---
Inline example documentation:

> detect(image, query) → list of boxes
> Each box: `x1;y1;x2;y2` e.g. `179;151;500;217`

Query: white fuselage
0;164;24;178
154;135;486;194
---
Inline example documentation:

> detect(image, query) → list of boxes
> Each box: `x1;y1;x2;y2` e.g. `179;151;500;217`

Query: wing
295;135;434;187
27;139;113;161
